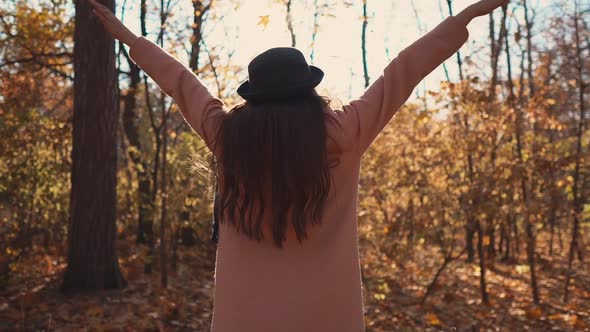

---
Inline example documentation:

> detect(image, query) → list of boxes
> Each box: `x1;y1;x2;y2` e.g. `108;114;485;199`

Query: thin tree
446;0;464;80
564;0;586;303
285;0;296;47
506;3;540;304
310;0;319;64
119;0;152;246
361;0;369;88
190;0;213;70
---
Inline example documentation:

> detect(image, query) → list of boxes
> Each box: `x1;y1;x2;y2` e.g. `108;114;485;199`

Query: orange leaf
525;307;543;320
425;312;442;326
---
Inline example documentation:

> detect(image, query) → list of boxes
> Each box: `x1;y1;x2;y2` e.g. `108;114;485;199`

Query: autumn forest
0;0;589;331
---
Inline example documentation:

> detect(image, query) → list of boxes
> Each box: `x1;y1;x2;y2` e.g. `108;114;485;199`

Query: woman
90;0;508;330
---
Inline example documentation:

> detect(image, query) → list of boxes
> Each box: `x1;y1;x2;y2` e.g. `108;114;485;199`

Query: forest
0;0;589;331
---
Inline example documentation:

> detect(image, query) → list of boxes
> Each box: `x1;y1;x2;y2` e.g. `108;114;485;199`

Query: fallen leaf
425;312;441;326
86;306;104;316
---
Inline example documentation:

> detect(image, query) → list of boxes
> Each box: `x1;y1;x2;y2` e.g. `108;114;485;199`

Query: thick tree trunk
61;0;126;292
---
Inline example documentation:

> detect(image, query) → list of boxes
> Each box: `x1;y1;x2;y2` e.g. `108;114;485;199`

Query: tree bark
189;1;211;70
564;0;586;303
310;0;320;64
120;0;152;245
160;107;169;288
285;0;296;47
446;0;463;80
476;220;489;304
61;0;126;292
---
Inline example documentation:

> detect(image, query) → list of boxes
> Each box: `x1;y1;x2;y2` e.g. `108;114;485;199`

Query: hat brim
237;66;324;101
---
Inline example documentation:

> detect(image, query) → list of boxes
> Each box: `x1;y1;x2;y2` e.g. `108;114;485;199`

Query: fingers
89;0;112;16
89;0;115;26
93;9;107;24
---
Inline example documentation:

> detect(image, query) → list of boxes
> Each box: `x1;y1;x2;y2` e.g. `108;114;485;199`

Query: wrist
121;29;138;47
455;5;476;26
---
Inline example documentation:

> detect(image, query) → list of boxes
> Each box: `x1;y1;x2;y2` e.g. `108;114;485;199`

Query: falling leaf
257;15;270;29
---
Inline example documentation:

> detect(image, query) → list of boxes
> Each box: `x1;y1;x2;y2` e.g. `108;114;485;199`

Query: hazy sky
119;0;558;103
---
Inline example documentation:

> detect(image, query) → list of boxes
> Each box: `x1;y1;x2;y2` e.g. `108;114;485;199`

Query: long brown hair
213;92;333;248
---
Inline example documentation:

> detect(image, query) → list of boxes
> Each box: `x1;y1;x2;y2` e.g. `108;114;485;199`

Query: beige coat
129;16;469;332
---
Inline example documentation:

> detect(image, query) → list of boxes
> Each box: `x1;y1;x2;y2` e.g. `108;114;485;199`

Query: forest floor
0;236;589;332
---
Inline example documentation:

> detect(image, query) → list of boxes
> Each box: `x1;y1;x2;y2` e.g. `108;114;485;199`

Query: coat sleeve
336;16;469;155
128;36;226;151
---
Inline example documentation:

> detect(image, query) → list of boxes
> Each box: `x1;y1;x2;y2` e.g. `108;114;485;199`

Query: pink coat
130;16;469;332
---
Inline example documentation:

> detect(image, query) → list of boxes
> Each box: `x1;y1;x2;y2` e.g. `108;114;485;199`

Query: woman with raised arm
90;0;508;330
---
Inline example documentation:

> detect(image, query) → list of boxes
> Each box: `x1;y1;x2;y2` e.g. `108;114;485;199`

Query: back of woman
89;0;508;330
213;97;367;332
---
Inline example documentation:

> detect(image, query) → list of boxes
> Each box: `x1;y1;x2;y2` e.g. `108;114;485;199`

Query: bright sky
119;0;558;104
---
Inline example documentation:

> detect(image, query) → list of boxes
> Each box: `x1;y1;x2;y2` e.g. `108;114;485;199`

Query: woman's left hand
456;0;509;26
469;0;510;18
89;0;137;46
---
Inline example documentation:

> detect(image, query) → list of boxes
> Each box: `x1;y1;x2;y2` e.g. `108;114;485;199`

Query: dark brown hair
213;92;333;248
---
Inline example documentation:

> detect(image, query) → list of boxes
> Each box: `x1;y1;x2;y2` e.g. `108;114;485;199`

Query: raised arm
336;0;509;155
89;0;225;150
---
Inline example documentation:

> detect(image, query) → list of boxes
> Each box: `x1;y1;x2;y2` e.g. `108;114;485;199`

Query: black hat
237;47;324;101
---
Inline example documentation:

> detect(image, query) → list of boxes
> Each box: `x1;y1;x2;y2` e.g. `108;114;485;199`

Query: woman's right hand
89;0;138;46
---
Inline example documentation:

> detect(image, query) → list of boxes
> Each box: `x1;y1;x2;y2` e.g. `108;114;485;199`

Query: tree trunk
285;0;296;47
476;220;489;304
505;10;539;302
160;108;169;288
486;217;496;258
512;213;520;257
548;197;557;256
465;221;475;262
310;0;320;64
361;0;369;88
564;0;585;303
61;0;126;292
122;52;153;245
447;0;474;263
188;3;219;244
502;220;511;261
446;0;463;80
190;0;210;70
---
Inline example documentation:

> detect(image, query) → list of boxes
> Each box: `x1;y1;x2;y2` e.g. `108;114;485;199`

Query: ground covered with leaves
1;238;588;331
